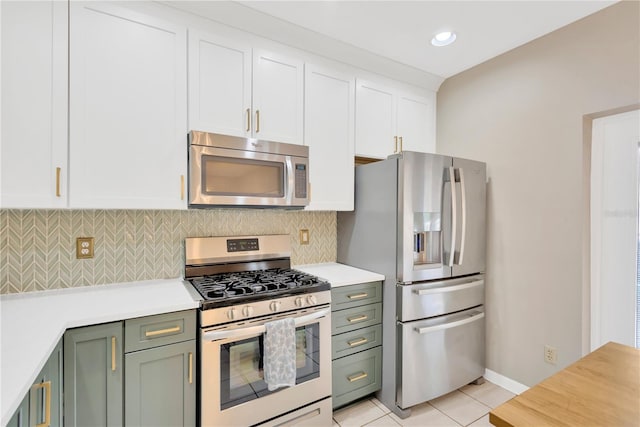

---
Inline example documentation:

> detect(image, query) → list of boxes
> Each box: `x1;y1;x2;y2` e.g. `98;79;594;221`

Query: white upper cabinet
188;32;304;145
355;79;436;159
304;64;355;211
188;32;252;137
396;91;436;154
1;0;68;208
252;49;304;145
69;2;188;209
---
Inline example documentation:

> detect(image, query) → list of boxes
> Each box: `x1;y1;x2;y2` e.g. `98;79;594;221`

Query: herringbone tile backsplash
0;209;336;294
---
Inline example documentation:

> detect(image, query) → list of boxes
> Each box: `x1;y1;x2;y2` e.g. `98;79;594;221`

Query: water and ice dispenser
413;212;441;265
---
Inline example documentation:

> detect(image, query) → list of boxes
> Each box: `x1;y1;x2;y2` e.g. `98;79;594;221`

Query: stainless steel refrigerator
337;151;486;418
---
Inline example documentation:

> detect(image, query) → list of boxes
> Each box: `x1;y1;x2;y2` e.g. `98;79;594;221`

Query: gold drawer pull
33;381;51;427
55;167;61;197
347;314;368;323
180;175;185;200
347;372;368;383
145;325;181;338
347;337;368;347
188;352;193;384
347;293;368;300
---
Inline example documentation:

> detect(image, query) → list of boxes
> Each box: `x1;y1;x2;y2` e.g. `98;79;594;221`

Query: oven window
202;155;284;197
220;323;320;410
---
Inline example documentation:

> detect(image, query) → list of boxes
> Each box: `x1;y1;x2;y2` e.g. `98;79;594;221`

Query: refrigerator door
451;157;486;277
398;152;453;283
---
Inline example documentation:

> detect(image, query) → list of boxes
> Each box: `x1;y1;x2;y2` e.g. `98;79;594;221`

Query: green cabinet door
7;339;63;427
124;340;196;427
64;321;124;427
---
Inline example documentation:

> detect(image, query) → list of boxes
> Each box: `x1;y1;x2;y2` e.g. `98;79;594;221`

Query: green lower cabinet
124;340;196;427
332;346;382;408
64;321;124;427
7;339;63;427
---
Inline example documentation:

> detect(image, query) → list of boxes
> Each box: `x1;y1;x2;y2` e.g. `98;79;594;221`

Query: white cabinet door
253;49;304;145
397;91;436;154
304;65;355;211
188;31;251;137
1;0;68;208
69;2;187;209
355;80;396;159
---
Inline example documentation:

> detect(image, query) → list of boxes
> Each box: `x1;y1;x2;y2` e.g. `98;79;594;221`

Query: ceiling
237;0;616;78
166;0;617;86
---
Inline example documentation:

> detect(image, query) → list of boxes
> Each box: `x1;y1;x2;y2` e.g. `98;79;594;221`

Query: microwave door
398;152;452;283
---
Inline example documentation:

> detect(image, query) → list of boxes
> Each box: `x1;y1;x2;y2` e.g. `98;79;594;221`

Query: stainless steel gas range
185;234;332;427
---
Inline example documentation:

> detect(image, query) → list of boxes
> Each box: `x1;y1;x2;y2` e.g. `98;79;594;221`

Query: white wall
436;1;640;386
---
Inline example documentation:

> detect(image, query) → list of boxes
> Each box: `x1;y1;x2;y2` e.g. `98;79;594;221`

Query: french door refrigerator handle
457;168;467;265
414;312;485;335
448;166;457;267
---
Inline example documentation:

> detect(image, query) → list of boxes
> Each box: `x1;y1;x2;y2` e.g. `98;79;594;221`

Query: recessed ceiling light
431;31;457;47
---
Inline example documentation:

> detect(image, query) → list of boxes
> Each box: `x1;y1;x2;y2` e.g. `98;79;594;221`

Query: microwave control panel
295;164;307;199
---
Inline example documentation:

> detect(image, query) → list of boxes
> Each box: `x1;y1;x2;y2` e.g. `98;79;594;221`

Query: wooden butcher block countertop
490;342;640;427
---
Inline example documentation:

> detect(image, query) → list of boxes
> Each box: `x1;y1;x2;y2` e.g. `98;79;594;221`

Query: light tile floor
332;380;515;427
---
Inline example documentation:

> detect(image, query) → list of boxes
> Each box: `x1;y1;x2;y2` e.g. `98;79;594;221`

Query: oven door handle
202;308;330;342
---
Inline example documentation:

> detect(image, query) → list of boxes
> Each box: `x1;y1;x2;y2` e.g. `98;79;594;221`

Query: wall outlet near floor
76;237;95;259
544;344;557;364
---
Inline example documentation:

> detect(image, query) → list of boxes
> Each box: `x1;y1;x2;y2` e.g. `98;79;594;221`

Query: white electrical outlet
544;344;557;365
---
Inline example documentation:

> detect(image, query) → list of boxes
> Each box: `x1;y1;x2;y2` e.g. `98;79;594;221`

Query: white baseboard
484;369;529;395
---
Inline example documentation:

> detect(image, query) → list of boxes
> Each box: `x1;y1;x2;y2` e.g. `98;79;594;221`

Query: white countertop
0;278;201;426
294;262;385;287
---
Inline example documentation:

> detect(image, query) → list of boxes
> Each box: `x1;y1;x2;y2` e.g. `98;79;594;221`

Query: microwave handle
202;308;330;342
285;156;295;203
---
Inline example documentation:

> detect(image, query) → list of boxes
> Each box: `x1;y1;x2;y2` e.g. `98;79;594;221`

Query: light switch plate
76;237;94;259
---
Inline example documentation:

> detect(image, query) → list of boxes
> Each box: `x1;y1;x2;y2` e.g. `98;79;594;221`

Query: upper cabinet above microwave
188;31;304;145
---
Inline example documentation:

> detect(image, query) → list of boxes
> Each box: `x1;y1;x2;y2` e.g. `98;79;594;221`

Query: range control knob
295;297;305;307
306;295;317;305
243;306;254;317
269;301;281;312
227;308;238;320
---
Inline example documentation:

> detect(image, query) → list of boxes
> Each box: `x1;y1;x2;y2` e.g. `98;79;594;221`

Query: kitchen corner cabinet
69;2;188;209
7;339;63;427
355;79;435;159
0;0;68;208
331;281;383;409
188;30;304;145
64;321;124;427
304;64;355;211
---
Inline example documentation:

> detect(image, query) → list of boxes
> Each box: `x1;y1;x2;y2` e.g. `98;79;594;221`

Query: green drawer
331;282;382;311
332;324;382;360
125;310;196;353
332;346;382;409
332;303;382;335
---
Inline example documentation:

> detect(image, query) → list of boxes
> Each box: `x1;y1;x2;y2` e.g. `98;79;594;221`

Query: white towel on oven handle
264;317;297;391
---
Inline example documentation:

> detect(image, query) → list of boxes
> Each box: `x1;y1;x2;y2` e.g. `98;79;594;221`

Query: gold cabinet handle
33;381;51;427
347;314;368;323
246;108;251;132
180;175;185;200
347;293;368;300
188;352;193;384
394;136;398;153
347;337;368;347
399;136;403;152
111;336;116;371
145;325;181;338
347;372;368;383
55;167;61;197
255;110;260;133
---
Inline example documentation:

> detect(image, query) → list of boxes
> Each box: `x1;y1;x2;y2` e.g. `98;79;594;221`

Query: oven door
189;144;308;207
200;306;332;427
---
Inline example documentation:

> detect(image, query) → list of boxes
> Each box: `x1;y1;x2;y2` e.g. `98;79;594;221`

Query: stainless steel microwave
188;131;309;208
